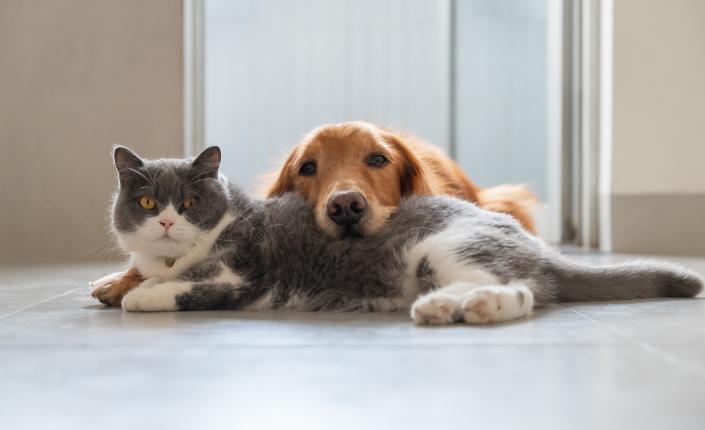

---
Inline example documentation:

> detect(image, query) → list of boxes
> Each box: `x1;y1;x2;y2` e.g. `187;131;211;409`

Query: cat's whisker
186;177;218;187
81;238;117;258
145;166;159;187
129;168;156;189
186;169;217;187
84;237;123;263
93;243;124;263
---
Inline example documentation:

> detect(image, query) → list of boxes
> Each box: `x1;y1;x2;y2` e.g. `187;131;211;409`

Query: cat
100;145;703;324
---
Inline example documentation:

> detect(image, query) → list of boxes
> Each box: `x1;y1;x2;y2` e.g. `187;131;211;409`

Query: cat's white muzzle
116;207;201;258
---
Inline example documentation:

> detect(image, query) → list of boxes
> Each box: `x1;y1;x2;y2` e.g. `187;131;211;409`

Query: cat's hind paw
461;284;534;324
411;293;462;325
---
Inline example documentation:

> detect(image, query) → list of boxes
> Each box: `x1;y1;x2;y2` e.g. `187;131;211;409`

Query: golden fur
91;267;144;307
267;122;538;236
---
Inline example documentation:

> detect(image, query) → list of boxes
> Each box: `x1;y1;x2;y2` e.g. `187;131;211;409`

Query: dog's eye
299;161;317;176
368;154;389;167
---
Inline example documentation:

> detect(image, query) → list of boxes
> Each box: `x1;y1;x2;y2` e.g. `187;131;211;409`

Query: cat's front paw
461;285;533;324
411;293;462;325
122;279;192;312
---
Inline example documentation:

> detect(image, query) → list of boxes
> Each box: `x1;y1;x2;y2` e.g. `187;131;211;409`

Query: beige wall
613;0;705;194
0;0;183;264
611;0;705;255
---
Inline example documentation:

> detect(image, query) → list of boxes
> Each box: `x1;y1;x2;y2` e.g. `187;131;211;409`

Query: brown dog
91;122;538;306
266;122;537;238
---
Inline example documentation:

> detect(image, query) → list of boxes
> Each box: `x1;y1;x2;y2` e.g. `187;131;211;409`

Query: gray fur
111;147;704;312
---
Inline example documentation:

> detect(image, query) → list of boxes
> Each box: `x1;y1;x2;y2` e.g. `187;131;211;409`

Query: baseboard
611;193;705;256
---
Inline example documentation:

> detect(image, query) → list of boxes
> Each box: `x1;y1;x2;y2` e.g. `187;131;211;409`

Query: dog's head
267;122;432;239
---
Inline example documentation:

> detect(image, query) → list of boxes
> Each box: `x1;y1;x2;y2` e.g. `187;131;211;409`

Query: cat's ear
113;146;143;172
192;146;221;178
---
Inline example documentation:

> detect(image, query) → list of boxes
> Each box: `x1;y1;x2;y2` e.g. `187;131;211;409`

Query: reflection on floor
1;252;704;430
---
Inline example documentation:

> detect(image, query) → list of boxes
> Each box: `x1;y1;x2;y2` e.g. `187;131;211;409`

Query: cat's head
111;146;229;258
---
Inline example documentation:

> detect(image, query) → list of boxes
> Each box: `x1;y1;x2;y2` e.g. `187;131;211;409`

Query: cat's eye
182;197;197;210
368;154;389;167
299;161;317;176
138;196;156;210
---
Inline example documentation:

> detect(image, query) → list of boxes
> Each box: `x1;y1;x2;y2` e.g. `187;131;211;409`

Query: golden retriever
266;121;538;239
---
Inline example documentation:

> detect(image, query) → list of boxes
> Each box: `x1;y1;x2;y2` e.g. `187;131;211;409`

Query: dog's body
100;147;703;325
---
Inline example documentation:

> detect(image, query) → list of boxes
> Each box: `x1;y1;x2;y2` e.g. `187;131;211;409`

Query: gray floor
1;252;705;430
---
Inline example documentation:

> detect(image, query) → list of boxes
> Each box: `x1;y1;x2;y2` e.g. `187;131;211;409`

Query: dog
266;121;538;239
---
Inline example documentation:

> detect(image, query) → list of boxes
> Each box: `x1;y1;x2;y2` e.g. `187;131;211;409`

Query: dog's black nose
327;191;367;225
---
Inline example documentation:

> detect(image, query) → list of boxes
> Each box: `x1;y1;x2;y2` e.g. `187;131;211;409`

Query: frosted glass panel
205;0;550;201
455;0;548;200
205;0;449;191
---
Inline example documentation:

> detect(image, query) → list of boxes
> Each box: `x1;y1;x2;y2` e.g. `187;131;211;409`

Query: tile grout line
0;288;81;321
566;306;705;382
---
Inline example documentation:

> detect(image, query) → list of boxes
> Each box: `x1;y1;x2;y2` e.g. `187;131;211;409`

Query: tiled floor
1;252;705;430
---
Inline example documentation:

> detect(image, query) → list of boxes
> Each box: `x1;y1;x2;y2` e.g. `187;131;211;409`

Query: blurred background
1;0;703;265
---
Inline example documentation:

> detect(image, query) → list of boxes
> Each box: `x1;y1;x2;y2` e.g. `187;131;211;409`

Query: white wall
613;0;705;195
610;0;705;255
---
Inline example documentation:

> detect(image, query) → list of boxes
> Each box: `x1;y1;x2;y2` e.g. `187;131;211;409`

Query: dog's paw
89;271;124;289
91;282;124;307
461;285;533;324
90;271;129;307
411;293;462;325
90;269;144;307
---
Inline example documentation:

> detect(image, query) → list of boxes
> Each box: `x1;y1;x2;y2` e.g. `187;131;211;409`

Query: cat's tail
547;259;704;302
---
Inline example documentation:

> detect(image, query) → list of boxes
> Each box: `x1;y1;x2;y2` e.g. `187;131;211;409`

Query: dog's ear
266;148;299;197
381;131;433;197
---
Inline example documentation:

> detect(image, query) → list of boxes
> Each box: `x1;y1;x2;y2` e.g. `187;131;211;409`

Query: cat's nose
159;219;175;230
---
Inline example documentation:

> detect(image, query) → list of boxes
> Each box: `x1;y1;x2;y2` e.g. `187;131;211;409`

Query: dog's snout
327;191;367;225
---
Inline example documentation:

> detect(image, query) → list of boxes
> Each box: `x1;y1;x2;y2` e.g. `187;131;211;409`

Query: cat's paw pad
461;289;501;324
461;285;533;324
121;280;178;312
411;293;461;325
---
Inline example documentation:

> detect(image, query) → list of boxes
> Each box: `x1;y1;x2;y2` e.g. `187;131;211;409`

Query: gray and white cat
100;146;703;324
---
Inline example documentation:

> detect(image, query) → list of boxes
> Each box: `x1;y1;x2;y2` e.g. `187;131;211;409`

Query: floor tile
1;345;704;430
1;253;704;430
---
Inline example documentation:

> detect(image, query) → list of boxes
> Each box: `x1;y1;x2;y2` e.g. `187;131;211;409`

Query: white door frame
552;0;612;250
183;0;205;157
